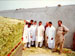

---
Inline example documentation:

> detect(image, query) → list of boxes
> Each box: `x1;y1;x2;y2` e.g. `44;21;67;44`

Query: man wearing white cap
31;21;37;46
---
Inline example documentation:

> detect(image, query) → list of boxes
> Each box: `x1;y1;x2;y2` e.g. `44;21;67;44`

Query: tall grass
0;16;24;56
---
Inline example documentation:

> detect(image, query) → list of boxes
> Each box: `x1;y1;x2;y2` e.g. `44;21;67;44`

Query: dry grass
22;47;68;56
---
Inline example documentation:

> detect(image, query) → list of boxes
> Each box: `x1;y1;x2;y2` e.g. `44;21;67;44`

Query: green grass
66;51;75;56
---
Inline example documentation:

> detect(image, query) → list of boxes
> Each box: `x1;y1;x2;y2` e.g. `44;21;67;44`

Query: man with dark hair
49;22;52;24
39;21;42;23
27;23;32;48
31;21;37;46
30;20;34;25
30;20;34;46
22;20;29;49
46;21;56;49
36;21;45;48
58;20;62;24
53;20;69;54
28;23;31;27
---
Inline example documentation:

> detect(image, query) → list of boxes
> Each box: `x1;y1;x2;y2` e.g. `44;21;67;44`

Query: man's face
28;25;31;28
58;21;62;26
26;22;29;25
31;21;33;24
48;24;52;27
39;22;42;26
34;22;37;25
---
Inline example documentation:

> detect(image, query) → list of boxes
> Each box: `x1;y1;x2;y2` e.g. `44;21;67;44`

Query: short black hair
49;21;52;24
30;20;33;22
28;23;31;25
39;21;42;23
58;20;62;23
26;22;29;25
34;21;37;23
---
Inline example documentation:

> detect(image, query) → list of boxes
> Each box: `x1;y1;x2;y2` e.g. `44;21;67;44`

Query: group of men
22;20;69;53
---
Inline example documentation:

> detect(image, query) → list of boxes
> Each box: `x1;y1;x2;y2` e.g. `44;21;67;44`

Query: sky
0;0;75;11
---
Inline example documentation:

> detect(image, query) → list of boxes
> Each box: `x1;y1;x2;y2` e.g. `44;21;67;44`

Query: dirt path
12;44;23;56
22;47;67;56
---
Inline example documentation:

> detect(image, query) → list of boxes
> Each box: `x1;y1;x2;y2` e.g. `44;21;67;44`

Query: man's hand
22;37;23;41
51;38;53;40
26;36;27;38
47;36;48;39
31;36;32;38
62;32;65;35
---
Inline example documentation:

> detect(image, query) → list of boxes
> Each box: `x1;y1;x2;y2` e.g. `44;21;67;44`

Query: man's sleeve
63;25;69;35
52;27;56;40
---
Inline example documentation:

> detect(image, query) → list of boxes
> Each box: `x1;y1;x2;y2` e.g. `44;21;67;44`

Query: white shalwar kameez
31;25;37;45
36;25;44;47
46;26;56;49
22;25;28;47
27;27;32;47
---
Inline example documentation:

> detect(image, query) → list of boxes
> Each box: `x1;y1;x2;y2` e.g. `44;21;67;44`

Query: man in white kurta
36;21;44;47
30;20;34;46
27;23;32;48
46;22;56;49
22;22;28;49
31;21;37;46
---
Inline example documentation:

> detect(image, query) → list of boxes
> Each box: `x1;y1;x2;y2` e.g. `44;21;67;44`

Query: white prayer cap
26;20;30;22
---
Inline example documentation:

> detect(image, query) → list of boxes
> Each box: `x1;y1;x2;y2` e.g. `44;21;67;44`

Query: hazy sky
0;0;75;11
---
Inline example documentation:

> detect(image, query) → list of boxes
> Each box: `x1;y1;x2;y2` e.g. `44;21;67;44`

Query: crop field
0;16;24;56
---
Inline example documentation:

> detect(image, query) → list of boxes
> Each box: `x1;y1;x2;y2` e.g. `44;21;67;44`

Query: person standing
31;21;37;46
36;21;45;48
53;20;69;53
30;20;34;25
27;23;32;48
46;22;56;49
22;21;29;49
30;20;34;46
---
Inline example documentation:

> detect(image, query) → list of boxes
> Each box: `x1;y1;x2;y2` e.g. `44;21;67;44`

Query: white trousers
48;43;55;49
24;43;28;48
23;42;31;48
31;41;35;45
28;42;31;48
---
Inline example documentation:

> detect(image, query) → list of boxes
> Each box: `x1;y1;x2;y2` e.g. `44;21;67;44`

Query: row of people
22;20;69;53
